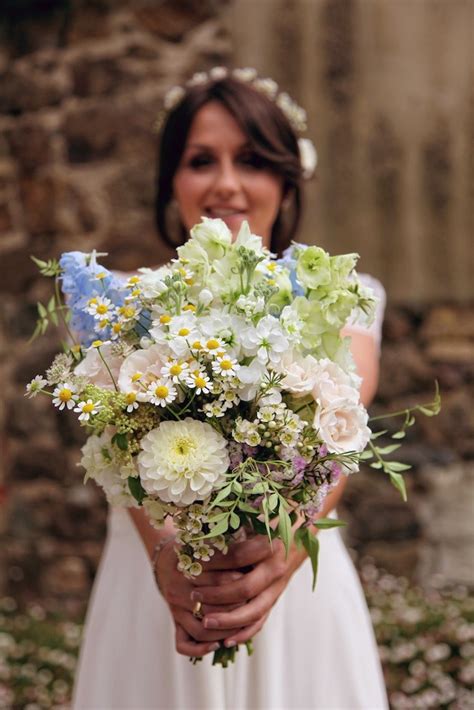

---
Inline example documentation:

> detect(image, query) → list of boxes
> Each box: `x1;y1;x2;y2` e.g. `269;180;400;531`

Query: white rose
74;343;123;390
311;358;361;408
278;351;320;397
314;400;371;468
298;138;317;179
80;431;137;507
118;344;169;397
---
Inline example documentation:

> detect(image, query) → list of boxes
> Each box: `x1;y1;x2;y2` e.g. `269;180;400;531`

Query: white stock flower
189;217;232;260
137;266;171;298
236;358;267;401
74;342;123;390
240;315;289;364
80;431;136;507
137;418;229;505
233;221;264;253
198;288;214;306
298;137;318;179
313;401;371;465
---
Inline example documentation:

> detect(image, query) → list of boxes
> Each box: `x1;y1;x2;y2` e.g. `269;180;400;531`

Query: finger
175;623;220;657
222;612;270;648
203;536;276;571
190;555;286;606
172;607;242;643
167;583;243;614
203;582;282;630
191;570;245;587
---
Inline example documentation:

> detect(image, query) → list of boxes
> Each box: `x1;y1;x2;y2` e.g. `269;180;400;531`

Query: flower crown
155;66;317;180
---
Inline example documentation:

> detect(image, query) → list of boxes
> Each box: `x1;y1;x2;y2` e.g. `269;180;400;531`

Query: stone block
133;0;222;42
6;120;55;173
0;58;70;114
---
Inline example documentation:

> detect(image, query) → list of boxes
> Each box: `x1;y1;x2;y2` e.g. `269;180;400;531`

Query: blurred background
0;0;473;707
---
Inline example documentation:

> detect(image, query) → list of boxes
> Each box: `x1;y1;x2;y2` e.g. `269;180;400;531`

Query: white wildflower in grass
161;359;189;383
74;398;101;422
52;383;78;410
146;379;177;407
137;418;229;505
186;370;212;395
124;392;139;412
25;375;48;398
211;354;239;378
86;296;114;319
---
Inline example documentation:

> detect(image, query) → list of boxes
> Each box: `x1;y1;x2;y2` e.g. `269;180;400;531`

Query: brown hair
155;76;304;254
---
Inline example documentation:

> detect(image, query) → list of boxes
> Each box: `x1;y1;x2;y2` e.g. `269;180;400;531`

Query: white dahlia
137;418;229;505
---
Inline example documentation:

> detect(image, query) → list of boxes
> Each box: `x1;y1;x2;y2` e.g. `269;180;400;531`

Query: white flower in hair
164;85;185;110
209;66;228;80
187;71;208;87
298;138;318;179
253;77;279;99
232;67;258;82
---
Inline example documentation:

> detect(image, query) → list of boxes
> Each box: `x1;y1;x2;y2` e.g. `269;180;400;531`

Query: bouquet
27;218;440;666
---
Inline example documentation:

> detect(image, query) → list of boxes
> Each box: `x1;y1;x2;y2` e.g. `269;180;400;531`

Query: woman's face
173;101;284;247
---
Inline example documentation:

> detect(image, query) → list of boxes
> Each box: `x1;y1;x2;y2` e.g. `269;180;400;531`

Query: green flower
296;246;331;291
330;253;359;286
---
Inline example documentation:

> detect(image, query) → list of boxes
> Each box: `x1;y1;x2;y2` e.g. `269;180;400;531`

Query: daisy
74;398;101;421
124;392;139;413
211;354;240;378
25;375;48;398
146;379;177;407
186;370;212;394
161;359;189;383
52;382;78;410
86;296;114;319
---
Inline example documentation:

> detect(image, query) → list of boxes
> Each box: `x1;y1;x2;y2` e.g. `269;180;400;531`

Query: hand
190;535;307;648
154;539;246;657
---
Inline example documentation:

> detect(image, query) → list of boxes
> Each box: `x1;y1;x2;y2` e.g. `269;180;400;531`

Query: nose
213;157;241;197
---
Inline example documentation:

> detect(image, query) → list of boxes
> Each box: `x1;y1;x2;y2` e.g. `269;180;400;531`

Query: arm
194;330;381;646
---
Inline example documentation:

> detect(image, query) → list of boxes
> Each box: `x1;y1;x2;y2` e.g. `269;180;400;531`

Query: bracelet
151;535;175;594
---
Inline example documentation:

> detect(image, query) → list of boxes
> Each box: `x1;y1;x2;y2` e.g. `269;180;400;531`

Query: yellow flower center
267;262;277;272
97;304;108;314
170;364;182;376
99;318;109;328
120;306;136;319
126;392;136;404
96;271;107;280
220;359;233;370
155;385;169;398
113;323;122;334
173;436;196;457
131;289;141;297
178;328;190;337
88;297;98;306
92;340;103;348
131;372;142;382
206;338;219;350
192;340;202;350
184;277;194;286
128;276;140;285
59;388;72;402
160;314;171;324
83;402;95;413
267;279;276;286
183;304;196;312
195;376;207;388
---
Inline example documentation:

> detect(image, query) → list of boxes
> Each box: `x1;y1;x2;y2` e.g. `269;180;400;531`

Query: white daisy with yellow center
52;382;78;410
146;379;177;407
211;354;240;378
161;359;189;383
86;296;114;320
125;392;139;413
74;398;101;421
186;370;212;394
137;418;229;505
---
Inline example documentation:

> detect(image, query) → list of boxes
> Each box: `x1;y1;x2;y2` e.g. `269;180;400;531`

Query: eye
238;151;266;169
187;153;214;169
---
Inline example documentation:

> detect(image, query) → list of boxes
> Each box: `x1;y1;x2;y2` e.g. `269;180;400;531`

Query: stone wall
0;0;472;609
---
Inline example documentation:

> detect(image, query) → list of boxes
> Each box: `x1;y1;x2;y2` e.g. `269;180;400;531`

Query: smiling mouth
205;207;247;218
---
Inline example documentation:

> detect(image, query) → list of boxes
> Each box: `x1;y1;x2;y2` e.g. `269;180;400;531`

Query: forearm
127;507;176;561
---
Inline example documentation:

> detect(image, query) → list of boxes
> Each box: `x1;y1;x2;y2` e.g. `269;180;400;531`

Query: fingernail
191;591;202;602
230;572;244;580
210;643;220;651
225;639;236;648
204;618;219;629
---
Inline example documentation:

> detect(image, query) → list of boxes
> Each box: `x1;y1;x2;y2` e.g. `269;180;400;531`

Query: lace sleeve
345;273;386;351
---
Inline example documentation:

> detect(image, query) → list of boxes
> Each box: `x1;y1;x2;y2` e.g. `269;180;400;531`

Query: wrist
151;535;175;594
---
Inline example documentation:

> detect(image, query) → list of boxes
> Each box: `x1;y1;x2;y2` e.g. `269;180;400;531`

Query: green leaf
47;295;56;312
112;432;128;451
201;517;229;539
237;501;258;514
392;431;406;439
359;450;374;460
389;472;407;502
300;529;320;591
385;461;411;472
313;518;347;529
210;484;233;508
261;496;272;542
370;429;388;439
375;444;401;455
31;255;48;269
278;500;292;557
370;461;383;469
232;480;242;494
128;476;146;504
230;512;240;530
251;482;266;495
206;512;228;523
268;492;278;511
50;311;59;326
37;302;47;318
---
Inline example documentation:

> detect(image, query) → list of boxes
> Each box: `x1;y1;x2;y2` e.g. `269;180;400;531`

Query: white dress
72;277;388;710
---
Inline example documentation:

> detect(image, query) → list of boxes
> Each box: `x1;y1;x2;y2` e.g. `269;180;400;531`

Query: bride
72;67;388;709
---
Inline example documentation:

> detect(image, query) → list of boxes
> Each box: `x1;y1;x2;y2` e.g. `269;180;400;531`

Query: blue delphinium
59;251;125;346
277;243;307;297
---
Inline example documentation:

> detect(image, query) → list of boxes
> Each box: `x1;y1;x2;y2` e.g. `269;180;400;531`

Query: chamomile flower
211;354;240;378
118;304;140;322
52;382;78;410
161;359;190;383
218;388;240;411
124;392;139;412
74;398;101;421
186;370;212;394
256;259;283;276
86;296;114;319
146;379;177;407
25;375;48;398
202;336;225;354
201;401;226;418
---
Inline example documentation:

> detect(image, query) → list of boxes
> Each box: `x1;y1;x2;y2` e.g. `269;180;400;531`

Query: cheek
173;173;206;223
251;175;283;218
